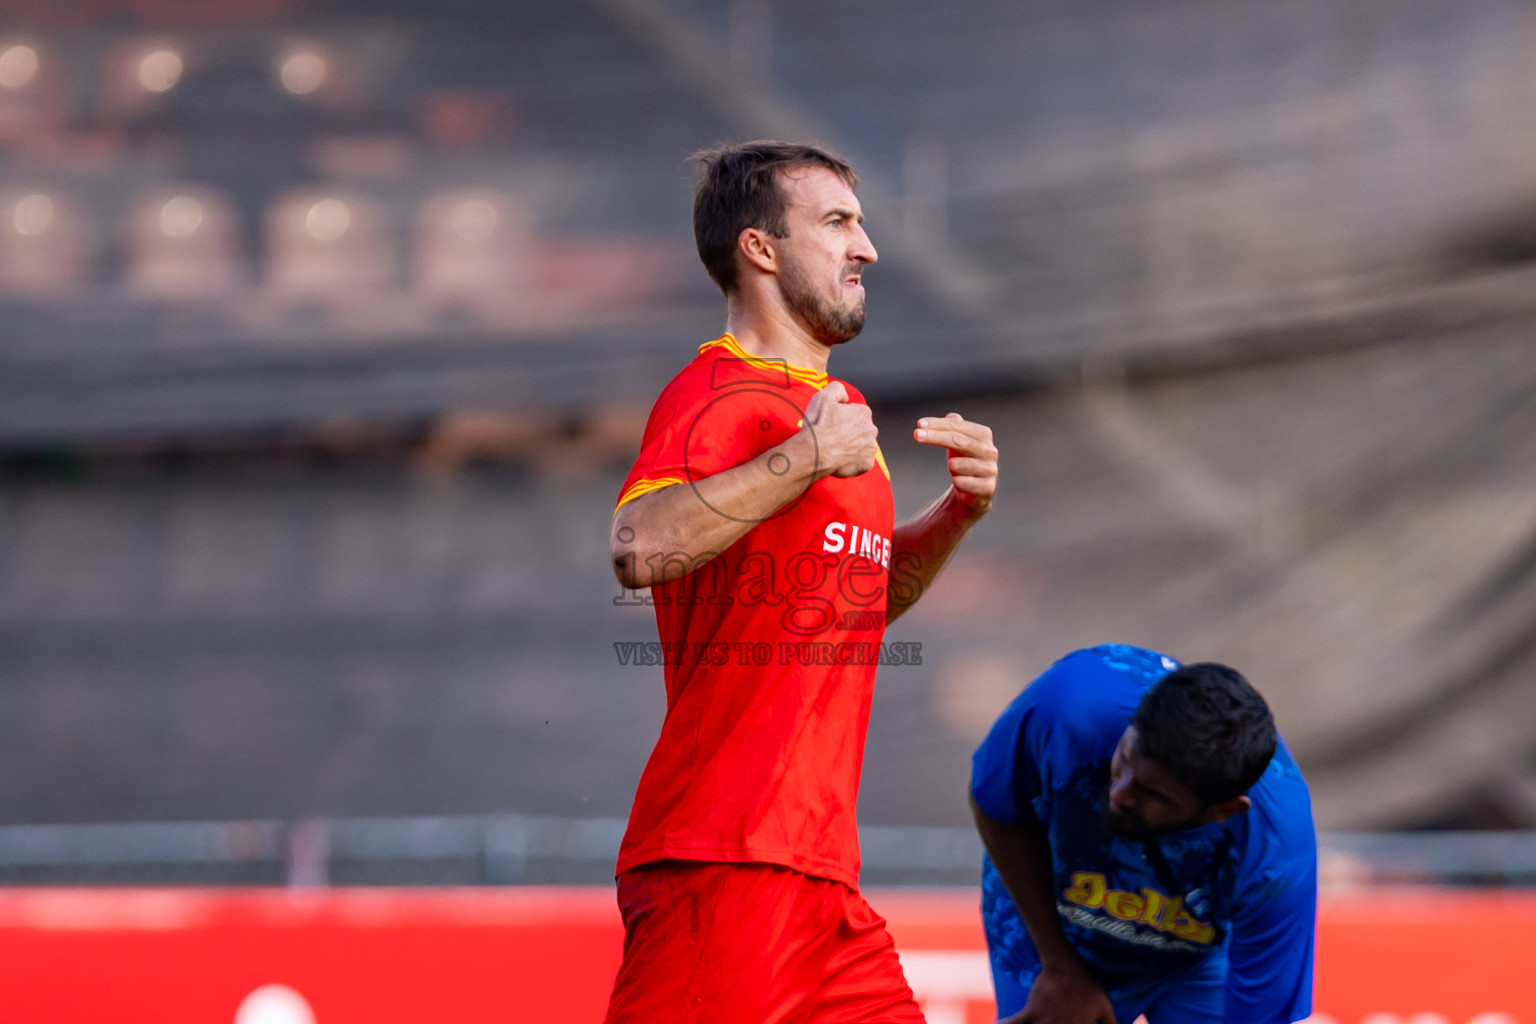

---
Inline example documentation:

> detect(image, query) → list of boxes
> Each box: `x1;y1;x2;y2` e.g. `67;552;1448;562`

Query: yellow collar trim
699;334;830;387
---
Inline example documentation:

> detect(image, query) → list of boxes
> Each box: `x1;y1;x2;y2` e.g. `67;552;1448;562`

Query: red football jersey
614;334;896;888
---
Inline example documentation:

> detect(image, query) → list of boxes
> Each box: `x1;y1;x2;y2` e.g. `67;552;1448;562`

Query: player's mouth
1101;801;1143;837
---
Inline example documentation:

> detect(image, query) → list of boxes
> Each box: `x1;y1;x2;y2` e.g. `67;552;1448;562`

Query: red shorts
604;861;927;1024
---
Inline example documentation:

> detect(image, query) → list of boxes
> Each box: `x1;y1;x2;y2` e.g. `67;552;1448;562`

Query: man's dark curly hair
1131;662;1278;805
691;140;857;295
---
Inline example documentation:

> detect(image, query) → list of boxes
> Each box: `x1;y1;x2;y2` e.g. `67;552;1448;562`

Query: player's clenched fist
803;381;879;479
914;411;997;512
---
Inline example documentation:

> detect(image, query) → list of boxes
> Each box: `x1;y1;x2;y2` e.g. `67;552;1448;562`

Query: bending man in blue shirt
969;645;1316;1024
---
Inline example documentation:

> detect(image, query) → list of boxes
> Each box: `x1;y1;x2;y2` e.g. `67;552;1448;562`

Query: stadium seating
0;186;93;293
127;186;243;298
413;187;528;322
264;187;396;301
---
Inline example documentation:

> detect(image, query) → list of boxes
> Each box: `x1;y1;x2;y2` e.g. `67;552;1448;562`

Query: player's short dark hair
1131;662;1278;806
691;140;858;295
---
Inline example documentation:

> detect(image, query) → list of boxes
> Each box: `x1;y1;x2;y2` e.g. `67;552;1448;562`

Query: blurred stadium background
2;0;1536;1020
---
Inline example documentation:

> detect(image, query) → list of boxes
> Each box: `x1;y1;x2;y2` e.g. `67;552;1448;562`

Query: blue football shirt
970;645;1316;1022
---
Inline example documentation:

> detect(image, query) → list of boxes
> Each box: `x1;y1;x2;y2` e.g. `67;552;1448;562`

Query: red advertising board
0;886;1531;1024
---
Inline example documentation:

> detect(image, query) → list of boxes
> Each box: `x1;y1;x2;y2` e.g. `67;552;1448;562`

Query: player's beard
780;256;866;345
1099;794;1200;841
1100;800;1154;840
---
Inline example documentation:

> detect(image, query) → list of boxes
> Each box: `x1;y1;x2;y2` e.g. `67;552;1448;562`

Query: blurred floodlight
159;196;205;238
0;45;38;90
12;194;54;236
278;49;327;96
136;48;184;93
450;197;500;243
305;199;351;241
234;984;315;1024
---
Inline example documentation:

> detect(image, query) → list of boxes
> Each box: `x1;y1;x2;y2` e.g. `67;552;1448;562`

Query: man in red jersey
606;141;998;1024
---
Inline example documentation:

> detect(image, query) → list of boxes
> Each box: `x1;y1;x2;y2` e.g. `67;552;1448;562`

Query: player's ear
738;226;777;276
1202;794;1252;826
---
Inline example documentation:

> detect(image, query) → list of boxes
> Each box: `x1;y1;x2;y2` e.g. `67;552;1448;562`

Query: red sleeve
616;365;780;511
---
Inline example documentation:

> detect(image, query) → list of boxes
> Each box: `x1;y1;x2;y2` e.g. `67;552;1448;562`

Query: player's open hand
1003;962;1117;1024
804;381;879;479
914;412;997;513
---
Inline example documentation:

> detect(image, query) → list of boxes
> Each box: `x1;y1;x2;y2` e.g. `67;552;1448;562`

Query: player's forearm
970;795;1083;971
611;431;820;589
885;486;987;623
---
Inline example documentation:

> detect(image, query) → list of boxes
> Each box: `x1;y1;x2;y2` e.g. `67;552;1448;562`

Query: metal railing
0;815;1529;887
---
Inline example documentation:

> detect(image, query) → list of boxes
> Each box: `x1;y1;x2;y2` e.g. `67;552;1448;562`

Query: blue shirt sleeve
969;671;1054;824
1223;798;1317;1022
970;648;1161;825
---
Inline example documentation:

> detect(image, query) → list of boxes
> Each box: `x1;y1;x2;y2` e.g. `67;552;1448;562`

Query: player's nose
849;223;877;265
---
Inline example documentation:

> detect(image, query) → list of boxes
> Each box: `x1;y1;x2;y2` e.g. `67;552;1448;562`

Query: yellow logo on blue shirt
1062;871;1216;945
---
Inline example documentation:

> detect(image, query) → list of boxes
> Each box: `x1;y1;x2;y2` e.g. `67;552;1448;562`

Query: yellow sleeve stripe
874;446;890;479
615;476;685;512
